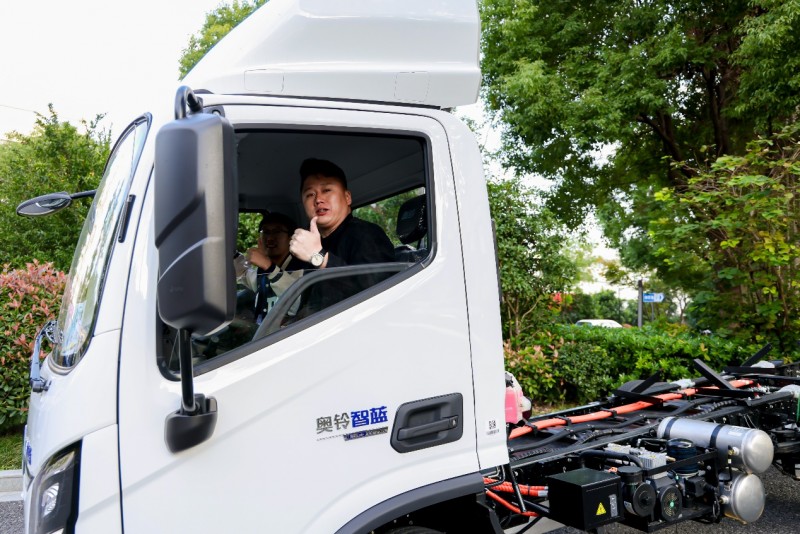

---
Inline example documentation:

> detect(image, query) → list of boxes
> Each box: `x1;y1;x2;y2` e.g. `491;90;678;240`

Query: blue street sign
643;292;664;303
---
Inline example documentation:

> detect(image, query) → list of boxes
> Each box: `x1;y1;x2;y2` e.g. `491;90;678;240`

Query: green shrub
504;340;563;405
0;262;65;432
507;325;754;406
555;341;614;404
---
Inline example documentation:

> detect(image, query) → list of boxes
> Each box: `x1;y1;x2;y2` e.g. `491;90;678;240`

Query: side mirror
154;107;238;337
16;190;96;217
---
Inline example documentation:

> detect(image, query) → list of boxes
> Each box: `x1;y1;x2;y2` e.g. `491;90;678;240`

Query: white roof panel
182;0;480;108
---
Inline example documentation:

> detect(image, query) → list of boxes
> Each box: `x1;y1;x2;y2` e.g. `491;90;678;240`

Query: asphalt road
0;500;22;534
0;467;797;533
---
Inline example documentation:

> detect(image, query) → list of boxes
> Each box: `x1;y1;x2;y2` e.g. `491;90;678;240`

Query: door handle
397;415;459;441
391;393;463;453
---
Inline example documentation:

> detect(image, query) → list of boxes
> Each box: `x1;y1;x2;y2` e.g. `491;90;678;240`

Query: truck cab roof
181;0;481;109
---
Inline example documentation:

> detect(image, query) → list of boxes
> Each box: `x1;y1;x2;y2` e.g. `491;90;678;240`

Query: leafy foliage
179;0;268;78
0;262;66;432
507;325;750;405
734;0;800;128
505;341;561;403
488;177;578;339
353;189;422;246
562;293;599;325
560;289;638;326
650;124;800;352
0;107;110;272
480;0;800;211
482;0;757;221
480;0;800;343
237;212;262;254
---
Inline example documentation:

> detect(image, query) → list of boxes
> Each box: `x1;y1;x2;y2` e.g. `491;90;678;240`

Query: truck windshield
51;116;150;369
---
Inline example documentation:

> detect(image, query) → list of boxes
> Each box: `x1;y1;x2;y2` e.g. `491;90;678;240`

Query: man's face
301;174;352;235
259;222;291;262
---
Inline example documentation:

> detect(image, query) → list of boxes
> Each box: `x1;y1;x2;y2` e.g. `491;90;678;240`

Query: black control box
547;468;622;531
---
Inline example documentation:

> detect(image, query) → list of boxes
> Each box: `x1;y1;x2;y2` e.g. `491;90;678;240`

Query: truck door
117;105;478;533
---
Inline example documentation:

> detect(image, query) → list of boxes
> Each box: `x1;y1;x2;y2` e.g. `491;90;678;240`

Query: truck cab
22;1;508;532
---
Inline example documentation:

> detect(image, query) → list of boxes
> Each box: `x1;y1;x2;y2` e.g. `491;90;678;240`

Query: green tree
561;292;597;324
560;290;639;325
480;0;800;277
650;124;800;352
733;0;800;130
489;176;578;340
0;107;110;272
179;0;268;78
595;290;625;324
353;189;422;247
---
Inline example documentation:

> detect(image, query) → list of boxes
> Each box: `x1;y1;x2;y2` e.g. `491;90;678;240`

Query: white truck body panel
115;102;496;532
441;111;509;470
23;2;506;532
72;425;122;532
182;0;481;108
22;330;120;529
23;330;119;475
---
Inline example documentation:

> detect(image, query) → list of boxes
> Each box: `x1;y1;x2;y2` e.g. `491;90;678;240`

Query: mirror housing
154;111;238;336
16;190;95;217
16;192;72;216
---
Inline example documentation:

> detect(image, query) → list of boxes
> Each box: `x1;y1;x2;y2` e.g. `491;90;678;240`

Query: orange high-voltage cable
509;379;755;440
484;479;547;497
485;489;539;517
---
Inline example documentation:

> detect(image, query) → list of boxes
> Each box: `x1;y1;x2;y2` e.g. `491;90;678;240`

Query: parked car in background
576;319;623;328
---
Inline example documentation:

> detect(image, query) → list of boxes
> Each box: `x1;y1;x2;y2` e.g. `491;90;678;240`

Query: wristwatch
310;248;327;267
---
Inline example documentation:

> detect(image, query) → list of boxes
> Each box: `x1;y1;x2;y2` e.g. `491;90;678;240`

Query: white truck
16;1;800;533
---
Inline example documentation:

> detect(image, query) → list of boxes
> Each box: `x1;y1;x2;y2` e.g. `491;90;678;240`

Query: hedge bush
506;325;755;406
0;262;65;432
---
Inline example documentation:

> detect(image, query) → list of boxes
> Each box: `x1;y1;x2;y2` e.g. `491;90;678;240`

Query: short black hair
299;158;348;191
259;212;297;233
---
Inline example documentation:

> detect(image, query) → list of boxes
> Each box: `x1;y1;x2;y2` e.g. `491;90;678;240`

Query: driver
288;158;394;314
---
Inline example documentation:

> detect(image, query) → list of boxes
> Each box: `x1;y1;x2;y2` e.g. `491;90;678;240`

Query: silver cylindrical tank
657;417;773;474
719;472;766;523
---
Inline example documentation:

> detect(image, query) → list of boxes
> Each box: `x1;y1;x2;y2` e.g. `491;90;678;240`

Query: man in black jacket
289;158;395;315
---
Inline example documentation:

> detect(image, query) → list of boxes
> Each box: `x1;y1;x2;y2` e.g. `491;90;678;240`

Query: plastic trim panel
334;472;484;534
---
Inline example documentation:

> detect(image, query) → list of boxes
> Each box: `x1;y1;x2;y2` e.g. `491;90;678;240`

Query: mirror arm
174;86;204;120
164;327;218;453
177;329;198;414
70;189;96;200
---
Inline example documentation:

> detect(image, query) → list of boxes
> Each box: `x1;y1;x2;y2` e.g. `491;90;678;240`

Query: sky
0;0;225;140
0;0;490;142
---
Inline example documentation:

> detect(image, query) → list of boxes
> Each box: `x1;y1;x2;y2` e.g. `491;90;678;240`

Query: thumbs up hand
309;216;320;236
290;217;323;262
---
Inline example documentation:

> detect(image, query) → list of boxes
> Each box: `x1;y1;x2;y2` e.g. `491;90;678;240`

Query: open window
158;128;433;375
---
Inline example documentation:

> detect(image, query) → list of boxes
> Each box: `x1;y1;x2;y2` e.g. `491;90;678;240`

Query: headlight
28;442;81;534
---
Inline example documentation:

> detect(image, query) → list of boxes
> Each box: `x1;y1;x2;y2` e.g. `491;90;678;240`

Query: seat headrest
396;195;426;244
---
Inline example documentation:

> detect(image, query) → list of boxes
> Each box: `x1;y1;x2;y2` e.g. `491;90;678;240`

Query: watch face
311;253;323;267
